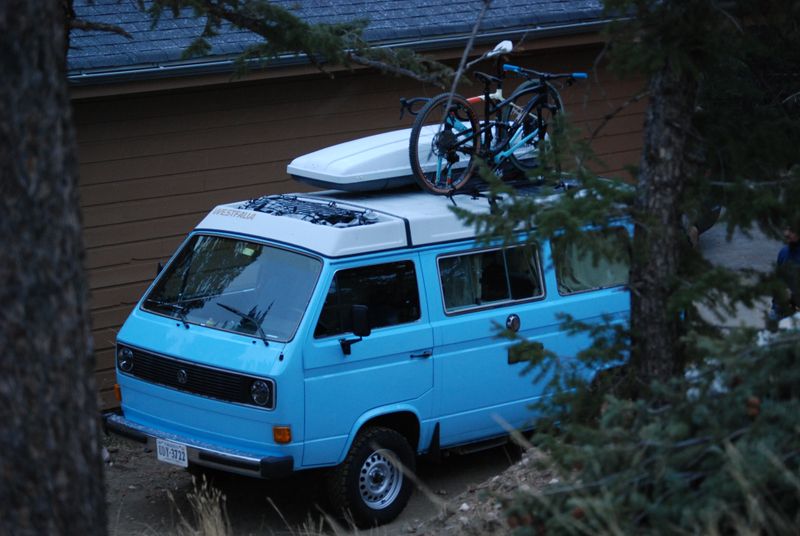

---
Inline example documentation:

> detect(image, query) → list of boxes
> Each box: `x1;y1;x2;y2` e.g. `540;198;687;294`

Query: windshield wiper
144;298;190;329
217;301;272;346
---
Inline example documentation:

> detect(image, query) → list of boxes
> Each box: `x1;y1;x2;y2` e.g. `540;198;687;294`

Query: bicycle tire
500;81;564;172
408;93;480;195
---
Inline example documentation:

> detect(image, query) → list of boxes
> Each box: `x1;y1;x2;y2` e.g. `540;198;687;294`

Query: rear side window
438;245;543;312
551;227;630;295
314;261;421;338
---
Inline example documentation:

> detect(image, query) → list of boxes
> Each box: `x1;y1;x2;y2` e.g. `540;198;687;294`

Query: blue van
105;189;629;526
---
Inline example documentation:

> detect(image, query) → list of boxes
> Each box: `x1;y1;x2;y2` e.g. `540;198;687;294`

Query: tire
327;426;415;527
408;93;480;195
500;81;563;172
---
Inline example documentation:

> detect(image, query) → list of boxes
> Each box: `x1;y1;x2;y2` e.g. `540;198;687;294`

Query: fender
334;403;433;465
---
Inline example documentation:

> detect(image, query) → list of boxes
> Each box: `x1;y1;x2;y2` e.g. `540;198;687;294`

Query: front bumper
103;412;293;479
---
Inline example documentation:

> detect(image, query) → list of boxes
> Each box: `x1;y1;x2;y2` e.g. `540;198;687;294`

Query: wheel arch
339;405;421;464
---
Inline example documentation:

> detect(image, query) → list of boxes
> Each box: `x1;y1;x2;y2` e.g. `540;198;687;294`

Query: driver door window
314;261;421;338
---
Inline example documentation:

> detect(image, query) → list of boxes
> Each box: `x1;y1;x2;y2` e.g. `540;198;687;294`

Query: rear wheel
327;426;415;527
500;82;563;172
408;93;480;195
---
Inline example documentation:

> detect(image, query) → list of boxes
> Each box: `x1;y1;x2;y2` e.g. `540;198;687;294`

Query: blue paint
112;213;630;486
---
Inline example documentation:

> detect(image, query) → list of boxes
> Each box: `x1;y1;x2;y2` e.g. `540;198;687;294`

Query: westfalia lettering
212;208;256;220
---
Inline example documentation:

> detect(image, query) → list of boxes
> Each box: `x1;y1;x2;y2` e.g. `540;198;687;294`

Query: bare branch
708;178;799;188
446;0;491;99
782;90;800;105
711;0;743;33
589;89;650;142
348;53;447;88
69;18;132;39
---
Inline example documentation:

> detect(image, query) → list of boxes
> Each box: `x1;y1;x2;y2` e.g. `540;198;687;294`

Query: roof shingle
68;0;604;79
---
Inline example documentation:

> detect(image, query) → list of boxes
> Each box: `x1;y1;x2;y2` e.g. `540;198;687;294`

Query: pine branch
146;0;452;87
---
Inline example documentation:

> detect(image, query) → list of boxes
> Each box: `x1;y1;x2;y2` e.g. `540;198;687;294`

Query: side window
438;245;543;312
551;227;630;295
314;261;421;338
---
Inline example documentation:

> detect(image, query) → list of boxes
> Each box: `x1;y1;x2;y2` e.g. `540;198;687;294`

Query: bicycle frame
407;84;556;182
441;79;558;169
481;84;556;166
401;60;586;193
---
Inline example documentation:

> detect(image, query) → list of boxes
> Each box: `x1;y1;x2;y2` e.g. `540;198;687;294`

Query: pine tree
467;0;800;387
0;1;107;534
471;1;800;531
608;0;800;386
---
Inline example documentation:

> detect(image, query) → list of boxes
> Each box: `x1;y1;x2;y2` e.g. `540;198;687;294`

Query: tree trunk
629;62;699;385
0;1;107;534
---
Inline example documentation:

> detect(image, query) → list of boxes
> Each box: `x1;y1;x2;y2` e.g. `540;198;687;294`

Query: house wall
71;44;646;408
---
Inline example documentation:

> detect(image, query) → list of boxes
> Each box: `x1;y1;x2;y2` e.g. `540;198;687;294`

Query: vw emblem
176;369;188;384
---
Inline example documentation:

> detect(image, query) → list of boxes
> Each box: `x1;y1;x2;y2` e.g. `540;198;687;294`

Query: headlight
117;346;134;373
250;380;272;407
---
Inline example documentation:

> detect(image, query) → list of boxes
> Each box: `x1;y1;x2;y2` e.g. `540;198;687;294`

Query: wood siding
72;44;646;408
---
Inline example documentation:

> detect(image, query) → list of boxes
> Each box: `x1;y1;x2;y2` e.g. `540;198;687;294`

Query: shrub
506;331;800;534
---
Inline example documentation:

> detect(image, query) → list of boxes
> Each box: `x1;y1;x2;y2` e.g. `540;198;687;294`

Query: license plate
156;438;188;468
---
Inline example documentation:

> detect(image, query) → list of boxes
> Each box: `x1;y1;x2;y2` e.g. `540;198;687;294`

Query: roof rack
238;195;380;228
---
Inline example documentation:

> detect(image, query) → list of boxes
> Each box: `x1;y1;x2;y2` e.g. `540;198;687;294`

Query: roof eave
67;19;612;87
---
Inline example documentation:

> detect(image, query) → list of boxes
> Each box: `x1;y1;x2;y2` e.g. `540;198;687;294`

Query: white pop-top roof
195;190;494;257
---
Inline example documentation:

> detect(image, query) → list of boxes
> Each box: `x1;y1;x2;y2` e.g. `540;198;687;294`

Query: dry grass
170;476;231;536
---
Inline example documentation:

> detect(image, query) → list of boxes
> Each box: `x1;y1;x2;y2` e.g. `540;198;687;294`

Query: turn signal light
273;426;292;444
114;383;122;402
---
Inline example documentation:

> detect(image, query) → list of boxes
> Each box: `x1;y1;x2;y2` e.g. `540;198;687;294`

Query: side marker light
273;426;292;444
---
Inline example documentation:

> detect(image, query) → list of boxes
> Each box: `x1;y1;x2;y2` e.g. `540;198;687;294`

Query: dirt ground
103;432;534;535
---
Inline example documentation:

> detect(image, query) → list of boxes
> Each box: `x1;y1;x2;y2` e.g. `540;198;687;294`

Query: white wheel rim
358;448;403;510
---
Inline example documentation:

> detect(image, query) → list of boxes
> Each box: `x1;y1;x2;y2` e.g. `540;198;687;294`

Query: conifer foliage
140;0;454;87
474;1;800;532
507;332;800;534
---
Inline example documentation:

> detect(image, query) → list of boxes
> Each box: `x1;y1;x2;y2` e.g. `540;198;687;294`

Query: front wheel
501;81;564;172
327;426;415;527
408;93;480;195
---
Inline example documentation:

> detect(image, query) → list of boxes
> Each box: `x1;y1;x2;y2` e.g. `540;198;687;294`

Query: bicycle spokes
430;127;474;186
408;94;480;194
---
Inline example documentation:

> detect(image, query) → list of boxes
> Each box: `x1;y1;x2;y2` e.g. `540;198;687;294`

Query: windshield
142;234;322;342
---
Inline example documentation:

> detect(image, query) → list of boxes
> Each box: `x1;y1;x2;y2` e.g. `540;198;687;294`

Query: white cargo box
287;126;470;192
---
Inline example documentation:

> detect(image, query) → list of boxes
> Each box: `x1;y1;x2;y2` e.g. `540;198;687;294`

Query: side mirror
340;304;371;355
351;304;371;337
156;261;164;275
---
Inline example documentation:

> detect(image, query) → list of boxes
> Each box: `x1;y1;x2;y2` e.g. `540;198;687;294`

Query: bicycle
400;61;587;195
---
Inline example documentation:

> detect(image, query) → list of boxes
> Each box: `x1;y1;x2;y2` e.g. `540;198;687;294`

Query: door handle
410;350;433;359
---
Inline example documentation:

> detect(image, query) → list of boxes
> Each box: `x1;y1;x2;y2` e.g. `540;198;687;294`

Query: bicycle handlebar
503;63;587;81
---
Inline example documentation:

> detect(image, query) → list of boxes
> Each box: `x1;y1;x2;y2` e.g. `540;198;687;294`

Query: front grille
117;346;274;409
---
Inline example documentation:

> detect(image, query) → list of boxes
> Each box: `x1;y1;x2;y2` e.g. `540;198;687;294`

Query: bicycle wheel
408;93;480;195
500;82;563;172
